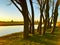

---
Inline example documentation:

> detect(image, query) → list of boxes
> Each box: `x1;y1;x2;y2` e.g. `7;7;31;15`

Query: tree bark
51;0;59;34
30;0;34;34
43;0;49;35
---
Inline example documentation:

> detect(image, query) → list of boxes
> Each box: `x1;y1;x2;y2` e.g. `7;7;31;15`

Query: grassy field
0;28;60;45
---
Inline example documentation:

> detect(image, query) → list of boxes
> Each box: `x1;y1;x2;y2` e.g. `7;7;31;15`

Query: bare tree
51;0;60;34
11;0;30;39
29;0;34;34
37;0;45;34
43;0;50;35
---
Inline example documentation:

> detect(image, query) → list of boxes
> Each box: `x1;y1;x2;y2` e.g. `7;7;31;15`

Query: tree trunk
43;0;50;35
51;0;59;34
39;15;42;34
46;0;49;29
43;18;47;35
30;0;34;34
24;16;29;39
21;0;29;39
37;0;45;35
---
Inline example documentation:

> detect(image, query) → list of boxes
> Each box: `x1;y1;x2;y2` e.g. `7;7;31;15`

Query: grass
0;28;60;45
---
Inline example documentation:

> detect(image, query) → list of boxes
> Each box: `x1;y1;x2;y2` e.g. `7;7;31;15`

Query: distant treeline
0;21;39;26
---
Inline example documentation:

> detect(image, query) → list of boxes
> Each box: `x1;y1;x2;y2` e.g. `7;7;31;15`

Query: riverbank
0;28;60;45
0;21;39;26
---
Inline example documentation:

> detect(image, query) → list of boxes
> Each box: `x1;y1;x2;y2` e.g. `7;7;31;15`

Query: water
0;25;38;37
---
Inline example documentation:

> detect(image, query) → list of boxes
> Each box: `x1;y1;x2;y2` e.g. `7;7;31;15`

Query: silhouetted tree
43;0;50;35
49;0;54;28
11;0;29;39
29;0;34;34
51;0;60;34
37;0;45;34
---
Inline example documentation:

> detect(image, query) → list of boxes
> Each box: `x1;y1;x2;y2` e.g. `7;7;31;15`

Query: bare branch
11;0;22;13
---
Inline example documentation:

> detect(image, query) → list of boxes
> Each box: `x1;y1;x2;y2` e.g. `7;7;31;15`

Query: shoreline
0;32;23;38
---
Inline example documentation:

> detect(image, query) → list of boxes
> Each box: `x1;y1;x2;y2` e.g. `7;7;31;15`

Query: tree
49;0;54;28
43;0;50;35
37;0;45;34
11;0;29;39
29;0;34;34
51;0;60;34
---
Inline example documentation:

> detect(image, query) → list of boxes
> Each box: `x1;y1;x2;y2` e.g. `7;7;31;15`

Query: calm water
0;25;38;37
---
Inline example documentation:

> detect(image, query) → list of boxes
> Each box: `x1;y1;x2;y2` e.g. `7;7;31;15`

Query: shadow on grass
27;33;59;45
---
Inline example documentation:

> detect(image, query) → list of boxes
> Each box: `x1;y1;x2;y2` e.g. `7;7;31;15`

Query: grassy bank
0;28;60;45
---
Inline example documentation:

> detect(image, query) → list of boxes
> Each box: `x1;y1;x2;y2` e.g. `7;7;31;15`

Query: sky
0;0;60;22
0;0;23;21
